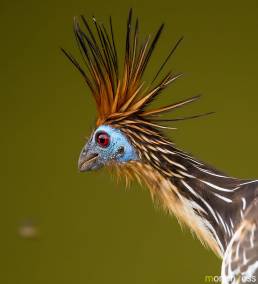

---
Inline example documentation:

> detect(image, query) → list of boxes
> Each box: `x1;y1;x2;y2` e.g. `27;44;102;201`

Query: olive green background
1;0;258;283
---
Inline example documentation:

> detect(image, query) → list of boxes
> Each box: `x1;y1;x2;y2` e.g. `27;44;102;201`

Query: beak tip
78;164;86;172
78;153;99;172
78;159;90;172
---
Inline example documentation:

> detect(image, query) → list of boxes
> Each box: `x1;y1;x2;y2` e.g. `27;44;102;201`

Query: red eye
96;131;110;148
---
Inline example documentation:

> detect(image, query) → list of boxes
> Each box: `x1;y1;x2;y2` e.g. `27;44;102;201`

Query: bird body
63;10;258;284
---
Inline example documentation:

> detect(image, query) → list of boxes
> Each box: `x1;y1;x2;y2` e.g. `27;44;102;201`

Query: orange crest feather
62;9;212;129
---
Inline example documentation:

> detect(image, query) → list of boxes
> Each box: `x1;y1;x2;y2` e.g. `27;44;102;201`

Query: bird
62;10;258;284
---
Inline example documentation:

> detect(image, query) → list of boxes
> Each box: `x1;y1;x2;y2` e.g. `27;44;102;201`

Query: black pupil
99;136;106;144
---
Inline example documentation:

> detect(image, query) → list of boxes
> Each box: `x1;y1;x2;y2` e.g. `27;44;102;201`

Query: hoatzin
62;10;258;284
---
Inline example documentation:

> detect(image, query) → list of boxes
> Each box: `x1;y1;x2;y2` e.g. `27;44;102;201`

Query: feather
62;10;211;129
152;36;184;83
140;94;201;117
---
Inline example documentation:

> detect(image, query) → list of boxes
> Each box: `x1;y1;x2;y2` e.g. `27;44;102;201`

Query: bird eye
96;131;110;148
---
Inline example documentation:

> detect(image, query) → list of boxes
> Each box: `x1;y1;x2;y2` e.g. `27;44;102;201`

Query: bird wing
221;198;258;284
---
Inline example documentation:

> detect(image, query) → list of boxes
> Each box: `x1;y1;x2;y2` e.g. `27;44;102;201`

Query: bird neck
128;147;256;257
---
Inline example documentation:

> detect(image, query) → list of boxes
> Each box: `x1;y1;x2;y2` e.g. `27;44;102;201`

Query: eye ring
95;131;110;148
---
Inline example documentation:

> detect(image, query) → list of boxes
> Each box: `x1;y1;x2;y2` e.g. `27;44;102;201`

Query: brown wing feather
221;199;258;284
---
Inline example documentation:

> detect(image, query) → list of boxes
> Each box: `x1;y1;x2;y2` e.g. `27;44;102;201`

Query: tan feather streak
141;94;200;117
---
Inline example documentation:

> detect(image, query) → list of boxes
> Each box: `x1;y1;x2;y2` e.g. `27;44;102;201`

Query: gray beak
78;147;99;172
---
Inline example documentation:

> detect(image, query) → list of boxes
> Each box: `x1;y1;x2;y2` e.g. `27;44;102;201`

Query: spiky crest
62;9;211;128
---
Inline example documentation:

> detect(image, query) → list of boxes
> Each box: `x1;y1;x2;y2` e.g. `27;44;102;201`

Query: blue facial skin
78;125;139;172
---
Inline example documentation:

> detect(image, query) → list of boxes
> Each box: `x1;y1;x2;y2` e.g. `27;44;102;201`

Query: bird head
78;125;138;172
63;10;211;175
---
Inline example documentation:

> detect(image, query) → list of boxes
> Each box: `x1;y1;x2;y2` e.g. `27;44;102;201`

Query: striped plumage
63;10;258;284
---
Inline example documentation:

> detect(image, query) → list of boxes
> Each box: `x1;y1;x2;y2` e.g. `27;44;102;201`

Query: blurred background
1;0;258;283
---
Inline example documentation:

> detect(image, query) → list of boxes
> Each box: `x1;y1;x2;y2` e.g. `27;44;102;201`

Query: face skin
78;125;139;172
